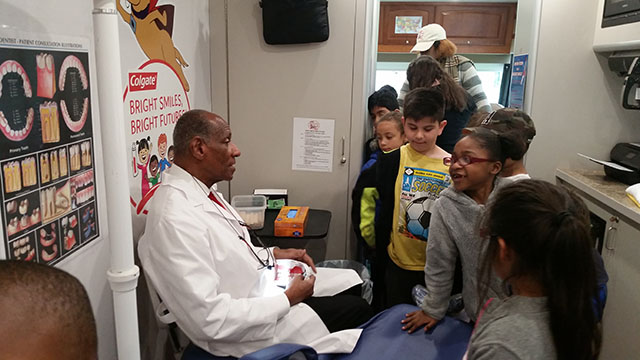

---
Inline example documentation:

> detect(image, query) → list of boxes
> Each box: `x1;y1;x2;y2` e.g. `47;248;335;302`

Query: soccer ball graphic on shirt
405;197;431;241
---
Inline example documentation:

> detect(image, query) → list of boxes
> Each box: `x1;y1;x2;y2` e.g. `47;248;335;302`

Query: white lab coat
138;165;359;357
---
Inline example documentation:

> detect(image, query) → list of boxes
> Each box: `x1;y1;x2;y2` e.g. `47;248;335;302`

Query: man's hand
401;310;439;333
284;274;315;305
273;248;317;272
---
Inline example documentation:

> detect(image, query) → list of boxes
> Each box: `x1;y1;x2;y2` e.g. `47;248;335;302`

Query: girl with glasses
402;127;523;332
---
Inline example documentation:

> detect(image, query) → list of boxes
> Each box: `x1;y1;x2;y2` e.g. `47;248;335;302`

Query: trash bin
316;260;373;304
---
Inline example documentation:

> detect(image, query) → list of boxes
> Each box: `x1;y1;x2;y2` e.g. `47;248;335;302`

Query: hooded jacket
420;177;510;321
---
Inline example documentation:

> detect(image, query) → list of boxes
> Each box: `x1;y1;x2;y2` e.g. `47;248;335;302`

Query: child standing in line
364;85;401;167
353;110;406;249
373;88;451;309
471;108;537;181
402;127;522;330
466;180;601;360
406;55;476;153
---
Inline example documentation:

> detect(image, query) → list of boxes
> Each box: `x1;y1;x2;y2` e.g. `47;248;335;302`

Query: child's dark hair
461;127;524;167
367;85;399;118
150;155;158;164
479;180;601;360
375;110;404;134
403;88;445;123
406;55;469;112
137;136;150;151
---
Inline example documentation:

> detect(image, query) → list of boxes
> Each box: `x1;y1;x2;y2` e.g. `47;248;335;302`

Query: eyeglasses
443;154;495;167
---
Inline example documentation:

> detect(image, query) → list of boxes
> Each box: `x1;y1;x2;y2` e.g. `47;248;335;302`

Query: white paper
313;267;363;297
292;117;335;172
309;329;363;354
257;264;362;298
577;153;634;172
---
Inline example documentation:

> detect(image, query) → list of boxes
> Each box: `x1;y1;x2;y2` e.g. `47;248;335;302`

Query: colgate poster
0;33;100;264
123;60;190;220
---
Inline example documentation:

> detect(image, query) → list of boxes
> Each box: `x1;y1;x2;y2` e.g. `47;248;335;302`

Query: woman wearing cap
398;24;492;113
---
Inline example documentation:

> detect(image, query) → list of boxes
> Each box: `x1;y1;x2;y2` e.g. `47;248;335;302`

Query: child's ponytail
479;180;601;360
544;198;601;360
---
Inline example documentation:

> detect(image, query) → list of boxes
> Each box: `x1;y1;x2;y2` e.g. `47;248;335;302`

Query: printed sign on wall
116;1;200;224
0;34;99;264
509;54;528;110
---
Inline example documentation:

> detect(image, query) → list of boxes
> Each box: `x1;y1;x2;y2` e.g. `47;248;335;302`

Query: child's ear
497;237;513;264
490;161;502;175
437;120;447;136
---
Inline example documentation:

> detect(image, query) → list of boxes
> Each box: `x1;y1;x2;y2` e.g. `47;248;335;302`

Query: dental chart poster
292;117;335;172
0;33;99;264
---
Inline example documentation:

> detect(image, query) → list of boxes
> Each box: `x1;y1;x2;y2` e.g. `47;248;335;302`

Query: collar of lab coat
162;164;242;223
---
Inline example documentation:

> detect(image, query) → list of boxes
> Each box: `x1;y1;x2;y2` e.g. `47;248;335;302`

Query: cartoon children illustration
148;155;160;186
116;0;190;91
157;133;171;173
133;136;152;197
167;145;175;166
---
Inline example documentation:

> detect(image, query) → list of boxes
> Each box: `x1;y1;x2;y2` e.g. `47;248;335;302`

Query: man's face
203;119;241;183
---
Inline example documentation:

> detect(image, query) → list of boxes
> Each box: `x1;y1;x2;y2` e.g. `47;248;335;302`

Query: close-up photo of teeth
11;235;35;261
0;59;34;142
58;55;88;133
72;169;94;207
36;53;56;99
40;101;60;143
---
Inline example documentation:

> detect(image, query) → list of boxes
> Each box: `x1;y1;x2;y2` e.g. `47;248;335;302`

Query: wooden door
434;3;516;53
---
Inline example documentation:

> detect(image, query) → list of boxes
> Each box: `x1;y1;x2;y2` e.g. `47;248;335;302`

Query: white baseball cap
410;24;447;53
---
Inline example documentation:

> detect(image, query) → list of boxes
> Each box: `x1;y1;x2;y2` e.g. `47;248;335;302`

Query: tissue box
274;206;309;237
254;189;288;209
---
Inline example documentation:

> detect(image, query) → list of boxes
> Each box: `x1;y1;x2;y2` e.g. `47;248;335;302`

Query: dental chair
181;304;473;360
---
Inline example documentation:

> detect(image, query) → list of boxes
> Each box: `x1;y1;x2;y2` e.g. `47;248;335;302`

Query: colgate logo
129;72;158;92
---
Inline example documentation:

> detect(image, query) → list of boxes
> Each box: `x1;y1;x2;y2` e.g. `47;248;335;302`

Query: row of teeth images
3;156;37;193
0;60;32;98
59;55;88;133
12;236;35;261
0;60;34;141
40;147;68;184
69;141;91;171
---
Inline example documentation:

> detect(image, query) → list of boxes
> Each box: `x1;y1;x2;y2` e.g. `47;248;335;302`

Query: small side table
253;209;331;261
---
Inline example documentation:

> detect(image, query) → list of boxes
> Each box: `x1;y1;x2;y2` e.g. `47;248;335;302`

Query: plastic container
231;195;267;229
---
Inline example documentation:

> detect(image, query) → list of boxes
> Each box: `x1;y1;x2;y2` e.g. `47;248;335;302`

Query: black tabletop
254;209;331;239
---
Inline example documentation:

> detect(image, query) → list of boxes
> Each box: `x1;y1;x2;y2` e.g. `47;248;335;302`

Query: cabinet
556;169;640;360
378;2;516;53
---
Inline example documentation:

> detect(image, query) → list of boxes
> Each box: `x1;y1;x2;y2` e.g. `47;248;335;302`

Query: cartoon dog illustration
117;0;190;92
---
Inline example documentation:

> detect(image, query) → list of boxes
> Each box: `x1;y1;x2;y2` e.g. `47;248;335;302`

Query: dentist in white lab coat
138;110;370;358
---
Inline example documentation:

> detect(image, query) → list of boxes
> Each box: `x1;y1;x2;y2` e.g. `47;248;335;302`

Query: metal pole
92;1;140;359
